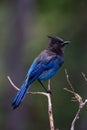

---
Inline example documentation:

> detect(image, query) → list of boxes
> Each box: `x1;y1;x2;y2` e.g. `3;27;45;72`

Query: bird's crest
48;35;64;44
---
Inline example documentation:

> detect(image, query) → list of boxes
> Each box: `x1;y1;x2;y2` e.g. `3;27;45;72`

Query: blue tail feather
12;64;44;109
12;84;29;109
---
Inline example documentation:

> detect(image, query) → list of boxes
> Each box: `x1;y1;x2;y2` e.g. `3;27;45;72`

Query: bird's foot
47;90;52;95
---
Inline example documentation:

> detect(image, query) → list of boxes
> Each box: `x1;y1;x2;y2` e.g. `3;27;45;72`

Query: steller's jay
12;35;70;109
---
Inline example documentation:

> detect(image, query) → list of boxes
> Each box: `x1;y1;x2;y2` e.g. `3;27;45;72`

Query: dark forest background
0;0;87;130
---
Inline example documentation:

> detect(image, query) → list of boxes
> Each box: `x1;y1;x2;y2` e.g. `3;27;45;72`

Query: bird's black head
47;35;70;55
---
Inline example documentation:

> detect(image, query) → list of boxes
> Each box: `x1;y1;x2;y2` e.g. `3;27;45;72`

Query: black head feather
47;35;70;55
48;35;64;44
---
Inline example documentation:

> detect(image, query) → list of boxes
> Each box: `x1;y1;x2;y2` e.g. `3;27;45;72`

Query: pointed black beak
62;41;70;46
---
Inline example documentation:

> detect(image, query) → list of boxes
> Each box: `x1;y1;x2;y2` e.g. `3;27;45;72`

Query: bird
12;35;70;109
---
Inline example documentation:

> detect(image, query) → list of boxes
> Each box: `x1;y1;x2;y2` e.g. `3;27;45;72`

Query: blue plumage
12;35;70;109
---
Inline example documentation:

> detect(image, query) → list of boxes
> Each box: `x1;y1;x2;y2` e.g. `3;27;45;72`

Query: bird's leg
38;79;52;94
38;79;47;92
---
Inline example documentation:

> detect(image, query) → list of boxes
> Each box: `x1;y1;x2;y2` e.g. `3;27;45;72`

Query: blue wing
36;50;64;81
27;50;64;81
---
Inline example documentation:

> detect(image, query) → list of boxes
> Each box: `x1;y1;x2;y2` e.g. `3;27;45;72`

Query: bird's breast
38;57;64;81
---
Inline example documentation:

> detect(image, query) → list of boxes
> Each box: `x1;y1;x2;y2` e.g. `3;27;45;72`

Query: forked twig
7;76;55;130
65;69;75;95
64;69;87;130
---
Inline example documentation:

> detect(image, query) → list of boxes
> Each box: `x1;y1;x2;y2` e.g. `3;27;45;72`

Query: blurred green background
0;0;87;130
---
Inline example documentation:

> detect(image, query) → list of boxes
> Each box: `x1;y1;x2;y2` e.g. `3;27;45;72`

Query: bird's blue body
12;35;69;109
27;50;64;81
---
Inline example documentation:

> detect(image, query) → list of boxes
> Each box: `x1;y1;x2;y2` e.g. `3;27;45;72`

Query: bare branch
7;76;19;91
7;76;55;130
82;72;87;82
7;76;48;96
64;87;74;94
71;99;87;130
64;70;87;130
65;69;75;93
47;80;55;130
48;80;51;90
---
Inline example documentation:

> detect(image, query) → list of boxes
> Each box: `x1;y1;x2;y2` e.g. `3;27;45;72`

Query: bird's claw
47;90;52;94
